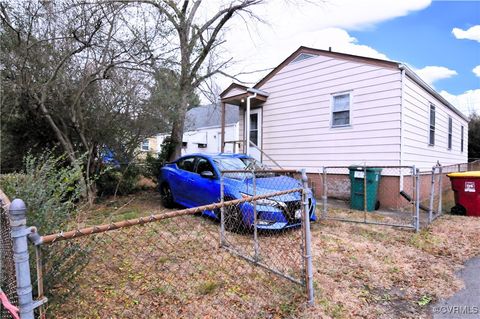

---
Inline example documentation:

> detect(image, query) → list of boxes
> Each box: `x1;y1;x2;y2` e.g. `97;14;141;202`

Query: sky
208;0;480;116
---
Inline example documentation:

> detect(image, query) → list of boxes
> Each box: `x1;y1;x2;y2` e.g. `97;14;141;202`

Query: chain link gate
6;171;314;318
319;166;421;231
220;169;315;301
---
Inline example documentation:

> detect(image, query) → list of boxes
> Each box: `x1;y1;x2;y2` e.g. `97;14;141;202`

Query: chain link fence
9;169;314;318
427;160;480;222
0;201;18;319
319;166;421;230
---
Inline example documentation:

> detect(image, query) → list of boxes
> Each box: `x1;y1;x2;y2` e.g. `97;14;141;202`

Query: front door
247;108;262;161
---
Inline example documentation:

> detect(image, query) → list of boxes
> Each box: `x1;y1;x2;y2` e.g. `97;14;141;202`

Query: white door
246;108;262;161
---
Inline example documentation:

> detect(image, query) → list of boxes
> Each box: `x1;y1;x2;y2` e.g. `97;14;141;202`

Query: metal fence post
428;166;436;224
220;173;226;246
437;166;443;215
9;199;34;319
415;168;420;232
253;168;259;262
322;167;327;220
300;169;314;306
363;165;367;222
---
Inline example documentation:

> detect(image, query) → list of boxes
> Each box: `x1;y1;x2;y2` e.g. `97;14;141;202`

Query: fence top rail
323;165;415;169
38;188;302;245
221;169;299;174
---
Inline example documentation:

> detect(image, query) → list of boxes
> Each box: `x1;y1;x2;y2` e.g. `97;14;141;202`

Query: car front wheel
160;183;174;208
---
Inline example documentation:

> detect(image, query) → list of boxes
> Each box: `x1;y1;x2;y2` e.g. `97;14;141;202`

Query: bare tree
0;0;166;202
139;0;264;160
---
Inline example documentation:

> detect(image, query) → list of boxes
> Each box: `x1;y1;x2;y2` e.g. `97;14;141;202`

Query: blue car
159;153;316;231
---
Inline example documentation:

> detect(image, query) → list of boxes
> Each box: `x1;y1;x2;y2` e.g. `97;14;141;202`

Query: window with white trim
331;93;351;127
141;139;149;151
461;125;464;153
429;105;435;146
448;116;453;150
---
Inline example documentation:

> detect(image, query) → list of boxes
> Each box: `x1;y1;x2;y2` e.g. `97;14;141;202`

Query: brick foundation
307;172;450;210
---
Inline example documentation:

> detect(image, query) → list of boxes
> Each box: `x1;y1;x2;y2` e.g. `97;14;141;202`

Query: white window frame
330;91;352;128
461;125;464;153
447;116;453;150
141;139;149;151
428;104;436;146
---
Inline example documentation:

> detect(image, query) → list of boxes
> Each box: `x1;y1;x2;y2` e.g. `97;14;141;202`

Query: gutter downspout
399;65;406;191
245;91;258;156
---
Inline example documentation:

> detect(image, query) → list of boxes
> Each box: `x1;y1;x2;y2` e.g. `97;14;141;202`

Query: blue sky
215;0;480;115
351;1;479;96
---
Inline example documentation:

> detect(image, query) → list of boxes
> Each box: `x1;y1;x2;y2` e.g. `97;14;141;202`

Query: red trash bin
447;171;480;217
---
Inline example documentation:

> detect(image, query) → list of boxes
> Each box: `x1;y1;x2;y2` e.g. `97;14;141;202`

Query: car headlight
240;193;286;208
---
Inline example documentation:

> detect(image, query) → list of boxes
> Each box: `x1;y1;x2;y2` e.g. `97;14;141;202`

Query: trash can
447;171;480;217
349;166;382;211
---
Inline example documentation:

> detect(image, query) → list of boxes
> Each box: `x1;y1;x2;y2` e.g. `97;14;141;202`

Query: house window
250;113;259;145
197;143;207;149
182;142;188;148
461;126;464;153
448;117;452;150
429;105;435;145
332;93;351;127
141;139;149;151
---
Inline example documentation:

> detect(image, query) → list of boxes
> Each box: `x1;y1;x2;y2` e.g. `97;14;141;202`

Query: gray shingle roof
184;104;238;131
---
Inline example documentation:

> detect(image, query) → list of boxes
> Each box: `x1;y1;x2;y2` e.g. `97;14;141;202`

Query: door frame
245;107;262;161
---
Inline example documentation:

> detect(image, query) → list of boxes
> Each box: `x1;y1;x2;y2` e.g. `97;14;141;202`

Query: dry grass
43;191;480;318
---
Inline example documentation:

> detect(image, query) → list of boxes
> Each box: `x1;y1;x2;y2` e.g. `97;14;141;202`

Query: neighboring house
219;46;469;208
142;104;240;156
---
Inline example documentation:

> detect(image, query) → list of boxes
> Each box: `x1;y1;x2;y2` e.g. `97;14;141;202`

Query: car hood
225;175;304;201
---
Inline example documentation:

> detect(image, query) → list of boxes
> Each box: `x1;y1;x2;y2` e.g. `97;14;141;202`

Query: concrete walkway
432;256;480;319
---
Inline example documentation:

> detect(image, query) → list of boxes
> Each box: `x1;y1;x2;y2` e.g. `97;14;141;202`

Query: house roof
222;46;468;121
184;103;238;131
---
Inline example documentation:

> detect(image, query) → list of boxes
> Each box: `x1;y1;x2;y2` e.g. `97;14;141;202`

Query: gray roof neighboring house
184;104;239;131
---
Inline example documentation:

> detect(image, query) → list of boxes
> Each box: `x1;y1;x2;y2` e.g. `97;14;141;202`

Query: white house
219;47;469;209
219;46;469;172
145;104;240;156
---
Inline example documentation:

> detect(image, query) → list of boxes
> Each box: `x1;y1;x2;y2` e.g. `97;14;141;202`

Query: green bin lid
348;166;382;172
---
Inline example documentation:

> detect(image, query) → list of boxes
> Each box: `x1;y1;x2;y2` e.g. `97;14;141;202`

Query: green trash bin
349;166;382;211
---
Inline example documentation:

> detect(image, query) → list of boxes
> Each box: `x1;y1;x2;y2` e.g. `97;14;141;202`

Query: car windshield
240;157;269;170
213;157;247;171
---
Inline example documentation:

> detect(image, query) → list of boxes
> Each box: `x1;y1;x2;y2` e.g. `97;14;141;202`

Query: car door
170;156;197;206
189;156;221;207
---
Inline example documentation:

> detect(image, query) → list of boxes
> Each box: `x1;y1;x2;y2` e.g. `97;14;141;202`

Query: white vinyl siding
256;54;402;170
402;76;468;170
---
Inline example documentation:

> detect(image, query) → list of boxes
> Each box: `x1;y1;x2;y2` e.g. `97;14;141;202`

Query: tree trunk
169;87;190;161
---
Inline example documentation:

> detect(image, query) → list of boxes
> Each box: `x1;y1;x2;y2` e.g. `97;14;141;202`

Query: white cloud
440;89;480;116
452;25;480;42
201;0;431;97
473;65;480;77
412;66;457;88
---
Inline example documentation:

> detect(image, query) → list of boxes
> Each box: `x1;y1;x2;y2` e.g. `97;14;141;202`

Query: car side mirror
200;171;215;179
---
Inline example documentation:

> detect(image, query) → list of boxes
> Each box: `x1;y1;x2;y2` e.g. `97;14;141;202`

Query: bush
96;164;142;196
142;136;174;182
0;152;84;233
0;151;88;302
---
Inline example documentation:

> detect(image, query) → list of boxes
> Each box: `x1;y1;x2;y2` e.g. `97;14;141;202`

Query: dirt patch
44;191;480;318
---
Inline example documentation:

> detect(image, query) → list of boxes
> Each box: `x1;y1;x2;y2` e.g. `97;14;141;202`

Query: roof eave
399;64;469;122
